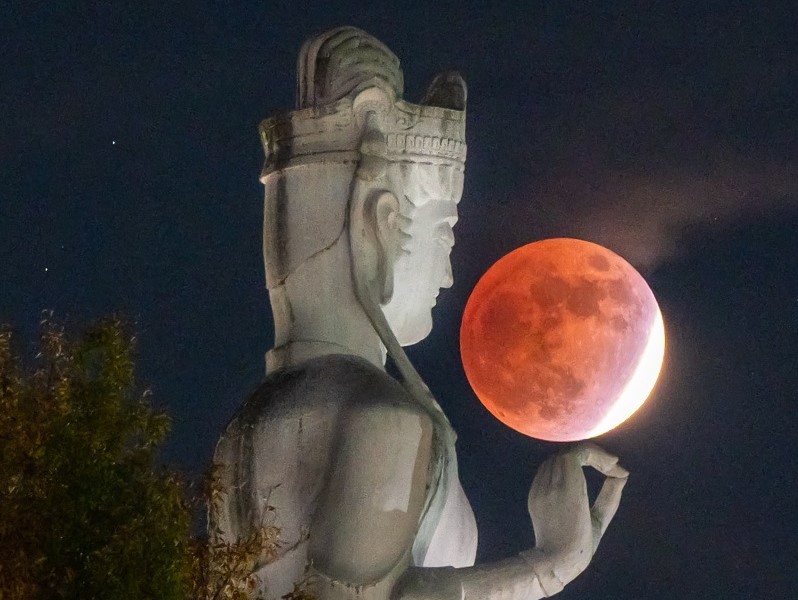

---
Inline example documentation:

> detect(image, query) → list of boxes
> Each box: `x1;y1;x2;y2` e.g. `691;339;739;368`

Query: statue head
260;27;466;359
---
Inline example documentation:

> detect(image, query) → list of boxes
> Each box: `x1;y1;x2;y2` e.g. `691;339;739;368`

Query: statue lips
460;238;665;442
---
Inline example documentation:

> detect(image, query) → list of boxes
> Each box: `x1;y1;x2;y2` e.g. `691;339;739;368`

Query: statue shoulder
236;353;430;425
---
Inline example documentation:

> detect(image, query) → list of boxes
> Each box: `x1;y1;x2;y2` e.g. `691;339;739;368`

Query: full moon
460;238;664;442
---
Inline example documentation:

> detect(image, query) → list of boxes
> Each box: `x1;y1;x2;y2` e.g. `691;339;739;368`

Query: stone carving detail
211;26;628;600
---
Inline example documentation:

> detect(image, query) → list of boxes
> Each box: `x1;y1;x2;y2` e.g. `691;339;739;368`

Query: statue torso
212;354;477;599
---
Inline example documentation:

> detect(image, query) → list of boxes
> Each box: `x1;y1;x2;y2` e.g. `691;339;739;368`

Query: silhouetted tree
0;317;281;600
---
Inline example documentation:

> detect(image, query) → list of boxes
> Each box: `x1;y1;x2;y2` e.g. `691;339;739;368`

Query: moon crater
460;238;664;441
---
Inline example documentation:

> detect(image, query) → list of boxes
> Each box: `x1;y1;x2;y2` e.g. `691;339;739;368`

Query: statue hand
524;443;628;593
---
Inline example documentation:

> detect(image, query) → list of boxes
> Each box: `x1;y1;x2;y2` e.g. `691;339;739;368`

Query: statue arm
308;400;435;588
309;397;626;600
393;444;629;600
394;555;548;600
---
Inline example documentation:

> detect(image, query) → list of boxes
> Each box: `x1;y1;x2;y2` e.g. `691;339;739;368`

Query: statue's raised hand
523;443;628;596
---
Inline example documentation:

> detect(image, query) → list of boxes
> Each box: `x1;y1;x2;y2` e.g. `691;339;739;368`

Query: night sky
3;2;796;598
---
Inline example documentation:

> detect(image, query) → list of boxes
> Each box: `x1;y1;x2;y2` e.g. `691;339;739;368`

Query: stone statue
212;27;629;600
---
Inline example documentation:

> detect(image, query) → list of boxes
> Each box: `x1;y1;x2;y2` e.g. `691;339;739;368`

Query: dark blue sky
2;2;796;598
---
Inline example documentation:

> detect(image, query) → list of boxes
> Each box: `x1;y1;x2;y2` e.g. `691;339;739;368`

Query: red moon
460;238;664;442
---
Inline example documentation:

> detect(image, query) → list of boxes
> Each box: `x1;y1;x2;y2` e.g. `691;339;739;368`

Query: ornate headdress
259;27;467;567
258;26;467;178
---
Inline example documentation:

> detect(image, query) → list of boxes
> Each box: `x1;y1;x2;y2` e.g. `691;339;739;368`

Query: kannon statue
212;27;629;600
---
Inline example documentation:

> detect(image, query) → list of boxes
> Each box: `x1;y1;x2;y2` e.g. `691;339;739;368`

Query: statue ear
350;88;400;304
367;191;402;305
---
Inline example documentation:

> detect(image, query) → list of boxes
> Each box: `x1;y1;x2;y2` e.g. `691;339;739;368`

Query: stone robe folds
212;354;478;598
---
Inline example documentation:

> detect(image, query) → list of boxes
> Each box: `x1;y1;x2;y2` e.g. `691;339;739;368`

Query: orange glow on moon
460;238;665;442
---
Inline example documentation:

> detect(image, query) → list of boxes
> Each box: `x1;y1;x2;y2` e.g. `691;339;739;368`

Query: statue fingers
569;442;621;477
530;456;556;498
589;472;628;551
550;454;568;489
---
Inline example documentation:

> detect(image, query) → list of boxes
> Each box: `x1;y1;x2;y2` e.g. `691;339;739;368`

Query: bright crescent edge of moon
586;305;666;438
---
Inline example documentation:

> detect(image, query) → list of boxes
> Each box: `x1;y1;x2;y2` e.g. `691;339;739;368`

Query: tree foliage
0;317;282;600
0;318;194;598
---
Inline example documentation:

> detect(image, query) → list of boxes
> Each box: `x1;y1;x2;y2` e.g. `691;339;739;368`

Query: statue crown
259;27;467;178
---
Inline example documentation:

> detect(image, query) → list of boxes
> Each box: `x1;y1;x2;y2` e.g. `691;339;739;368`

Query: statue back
212;354;426;597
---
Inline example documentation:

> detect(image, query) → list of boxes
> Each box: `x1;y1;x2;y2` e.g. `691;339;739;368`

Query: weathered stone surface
211;26;627;600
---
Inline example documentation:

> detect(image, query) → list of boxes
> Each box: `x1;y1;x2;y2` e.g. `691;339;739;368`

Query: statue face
382;163;464;345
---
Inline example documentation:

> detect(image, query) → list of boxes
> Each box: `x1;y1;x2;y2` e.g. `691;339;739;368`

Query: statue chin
386;307;434;347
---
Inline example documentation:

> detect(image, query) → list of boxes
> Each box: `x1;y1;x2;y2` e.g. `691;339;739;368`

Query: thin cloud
524;155;796;271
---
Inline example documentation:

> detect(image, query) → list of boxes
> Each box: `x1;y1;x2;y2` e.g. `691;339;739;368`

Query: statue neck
266;235;386;373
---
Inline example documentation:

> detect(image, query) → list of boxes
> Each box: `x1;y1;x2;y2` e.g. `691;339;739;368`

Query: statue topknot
298;26;404;109
297;26;466;111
